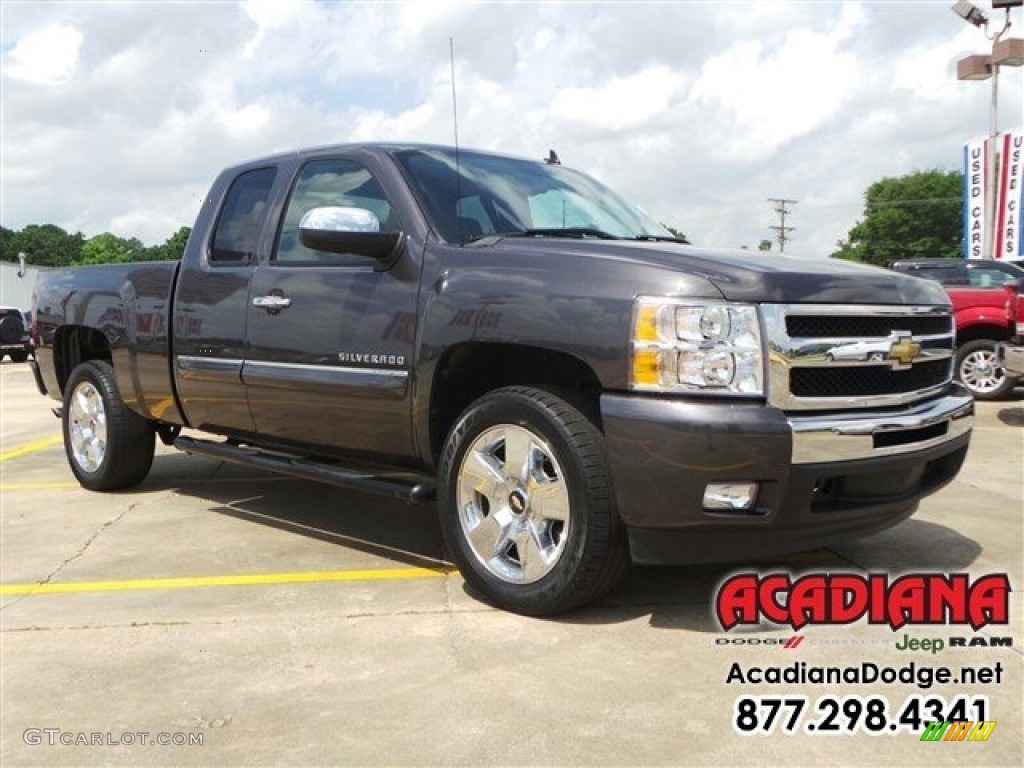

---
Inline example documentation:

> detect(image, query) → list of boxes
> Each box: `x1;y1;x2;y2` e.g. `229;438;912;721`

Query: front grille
786;315;951;338
763;304;955;411
790;359;951;398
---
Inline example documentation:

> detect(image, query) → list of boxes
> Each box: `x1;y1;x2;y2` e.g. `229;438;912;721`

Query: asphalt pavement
1;360;1021;766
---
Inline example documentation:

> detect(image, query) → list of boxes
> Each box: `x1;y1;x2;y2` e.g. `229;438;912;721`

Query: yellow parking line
0;476;298;491
0;435;62;462
1;481;80;491
0;567;451;596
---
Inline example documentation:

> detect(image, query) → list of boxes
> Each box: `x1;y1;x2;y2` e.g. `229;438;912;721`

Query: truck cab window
210;167;277;264
275;159;397;266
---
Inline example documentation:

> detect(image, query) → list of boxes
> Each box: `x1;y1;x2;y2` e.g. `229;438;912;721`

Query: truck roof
222;142;529;173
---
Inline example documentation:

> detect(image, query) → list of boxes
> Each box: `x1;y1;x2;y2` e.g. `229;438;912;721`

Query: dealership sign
964;129;1023;259
996;130;1023;260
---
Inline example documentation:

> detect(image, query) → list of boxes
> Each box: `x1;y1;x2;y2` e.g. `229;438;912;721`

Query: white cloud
242;0;314;55
5;24;83;85
242;0;311;30
1;1;1022;257
890;27;984;102
215;103;271;137
688;23;861;162
551;66;684;133
109;210;183;245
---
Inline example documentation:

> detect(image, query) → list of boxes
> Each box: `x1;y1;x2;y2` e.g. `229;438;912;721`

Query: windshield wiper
632;234;690;244
500;227;621;241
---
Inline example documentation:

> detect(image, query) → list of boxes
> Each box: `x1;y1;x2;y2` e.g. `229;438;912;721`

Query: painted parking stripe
0;434;62;462
1;475;298;491
0;567;451;596
0;481;81;491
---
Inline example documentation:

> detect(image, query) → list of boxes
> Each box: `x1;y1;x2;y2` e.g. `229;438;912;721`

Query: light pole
953;1;1024;260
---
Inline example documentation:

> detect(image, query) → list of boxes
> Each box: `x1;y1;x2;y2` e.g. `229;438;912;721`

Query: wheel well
957;325;1008;346
429;343;603;463
54;326;112;394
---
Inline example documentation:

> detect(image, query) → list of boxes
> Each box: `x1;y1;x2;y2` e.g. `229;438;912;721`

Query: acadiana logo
715;572;1011;631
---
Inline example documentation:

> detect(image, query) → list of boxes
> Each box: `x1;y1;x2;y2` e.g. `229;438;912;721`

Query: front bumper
600;387;973;564
997;342;1024;378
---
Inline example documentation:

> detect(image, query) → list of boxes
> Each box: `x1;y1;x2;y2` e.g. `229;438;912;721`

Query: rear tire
438;386;629;615
9;351;29;363
955;340;1015;400
63;360;156;490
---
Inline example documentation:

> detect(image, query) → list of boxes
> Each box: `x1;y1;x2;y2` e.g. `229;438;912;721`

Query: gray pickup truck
30;143;973;614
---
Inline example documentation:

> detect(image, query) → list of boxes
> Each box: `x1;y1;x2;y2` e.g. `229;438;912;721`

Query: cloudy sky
2;0;1023;257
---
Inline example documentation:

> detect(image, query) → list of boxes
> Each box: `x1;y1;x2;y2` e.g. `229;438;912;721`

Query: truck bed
34;260;182;423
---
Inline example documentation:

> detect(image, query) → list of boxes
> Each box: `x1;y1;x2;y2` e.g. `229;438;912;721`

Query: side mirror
298;207;403;269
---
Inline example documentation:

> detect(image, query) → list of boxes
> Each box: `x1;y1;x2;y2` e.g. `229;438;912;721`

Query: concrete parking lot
1;360;1021;767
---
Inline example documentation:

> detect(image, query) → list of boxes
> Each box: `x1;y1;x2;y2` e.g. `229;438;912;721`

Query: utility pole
768;198;797;253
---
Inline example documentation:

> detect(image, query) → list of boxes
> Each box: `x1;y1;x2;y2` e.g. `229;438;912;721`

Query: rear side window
210;167;277;264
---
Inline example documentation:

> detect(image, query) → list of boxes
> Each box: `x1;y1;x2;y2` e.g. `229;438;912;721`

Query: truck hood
474;238;950;306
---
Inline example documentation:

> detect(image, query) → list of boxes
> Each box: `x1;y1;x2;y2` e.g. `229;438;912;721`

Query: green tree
9;224;85;267
758;239;772;252
832;169;962;266
143;226;191;261
78;232;145;265
0;226;14;262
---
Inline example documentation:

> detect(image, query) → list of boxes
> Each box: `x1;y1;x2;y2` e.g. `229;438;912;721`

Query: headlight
631;298;764;395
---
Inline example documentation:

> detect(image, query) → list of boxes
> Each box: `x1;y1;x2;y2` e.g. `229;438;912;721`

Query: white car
824;340;889;363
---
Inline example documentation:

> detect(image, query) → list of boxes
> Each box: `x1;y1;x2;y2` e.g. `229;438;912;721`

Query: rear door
242;155;420;461
173;166;278;435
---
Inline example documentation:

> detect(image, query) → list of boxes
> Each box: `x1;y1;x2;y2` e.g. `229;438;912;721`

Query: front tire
9;351;29;363
63;360;156;490
438;386;629;615
955;340;1015;400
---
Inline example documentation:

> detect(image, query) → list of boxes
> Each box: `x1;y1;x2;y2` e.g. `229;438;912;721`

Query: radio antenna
450;38;464;244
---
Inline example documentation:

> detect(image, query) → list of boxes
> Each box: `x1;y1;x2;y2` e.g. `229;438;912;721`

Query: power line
768;198;797;253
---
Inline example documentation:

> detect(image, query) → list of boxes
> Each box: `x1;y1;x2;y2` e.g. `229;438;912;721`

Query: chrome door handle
252;295;292;311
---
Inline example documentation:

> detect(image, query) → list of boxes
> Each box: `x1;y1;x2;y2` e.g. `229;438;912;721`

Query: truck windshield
393;148;673;245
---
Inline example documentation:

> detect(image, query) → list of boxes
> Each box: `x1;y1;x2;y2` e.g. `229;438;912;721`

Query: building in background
0;263;45;310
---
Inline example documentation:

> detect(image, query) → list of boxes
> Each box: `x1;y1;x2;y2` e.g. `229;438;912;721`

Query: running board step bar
174;436;436;504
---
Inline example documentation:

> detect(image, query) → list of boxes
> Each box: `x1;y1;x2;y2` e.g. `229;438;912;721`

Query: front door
243;156;420;462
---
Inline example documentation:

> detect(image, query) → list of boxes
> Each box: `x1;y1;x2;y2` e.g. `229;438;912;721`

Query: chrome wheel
960;347;1004;395
456;423;570;584
68;380;107;472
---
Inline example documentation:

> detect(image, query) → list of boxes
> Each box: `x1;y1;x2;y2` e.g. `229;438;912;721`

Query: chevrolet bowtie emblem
887;332;921;369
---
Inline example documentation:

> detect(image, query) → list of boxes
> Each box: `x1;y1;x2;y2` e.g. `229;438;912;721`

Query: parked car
997;281;1024;378
888;257;1024;288
823;340;891;362
0;307;31;362
886;260;1022;399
